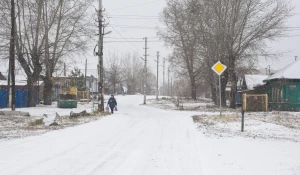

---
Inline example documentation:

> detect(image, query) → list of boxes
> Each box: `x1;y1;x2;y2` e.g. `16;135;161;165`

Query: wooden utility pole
171;77;173;97
156;51;159;100
168;67;170;96
9;0;16;111
163;57;165;96
64;63;66;76
7;60;11;107
143;37;148;104
98;0;104;112
85;59;87;89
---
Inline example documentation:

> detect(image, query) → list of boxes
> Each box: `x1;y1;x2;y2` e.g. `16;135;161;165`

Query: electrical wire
107;14;144;49
107;24;164;29
107;17;159;20
110;0;164;12
104;40;164;43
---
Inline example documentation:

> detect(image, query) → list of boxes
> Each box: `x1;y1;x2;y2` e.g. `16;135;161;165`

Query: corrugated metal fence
0;89;8;108
0;89;38;108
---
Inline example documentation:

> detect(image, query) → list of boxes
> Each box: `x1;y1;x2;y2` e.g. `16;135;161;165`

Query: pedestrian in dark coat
107;95;117;113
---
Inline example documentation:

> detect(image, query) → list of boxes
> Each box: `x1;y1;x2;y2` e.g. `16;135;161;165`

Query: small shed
264;59;300;111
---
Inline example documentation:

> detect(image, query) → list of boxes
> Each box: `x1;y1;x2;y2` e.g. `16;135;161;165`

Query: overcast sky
94;0;169;79
259;0;300;71
1;0;300;80
93;0;300;77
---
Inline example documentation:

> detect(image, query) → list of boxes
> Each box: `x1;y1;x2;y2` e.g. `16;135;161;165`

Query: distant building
85;75;97;95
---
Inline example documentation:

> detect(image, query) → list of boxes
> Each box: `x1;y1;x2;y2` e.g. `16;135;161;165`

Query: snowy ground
0;100;105;140
0;95;299;175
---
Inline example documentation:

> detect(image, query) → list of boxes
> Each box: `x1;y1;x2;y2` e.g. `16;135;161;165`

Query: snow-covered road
1;95;300;175
0;95;203;175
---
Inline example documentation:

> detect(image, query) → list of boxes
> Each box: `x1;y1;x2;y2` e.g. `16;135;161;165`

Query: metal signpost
211;61;227;116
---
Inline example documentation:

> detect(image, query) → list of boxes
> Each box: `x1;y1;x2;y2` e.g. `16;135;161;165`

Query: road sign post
211;61;227;116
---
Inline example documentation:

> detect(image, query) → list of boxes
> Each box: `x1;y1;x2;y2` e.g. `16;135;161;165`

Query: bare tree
14;0;44;107
105;52;124;94
201;0;292;108
0;0;95;106
41;0;95;105
158;0;203;100
159;0;292;107
0;1;10;60
122;52;143;94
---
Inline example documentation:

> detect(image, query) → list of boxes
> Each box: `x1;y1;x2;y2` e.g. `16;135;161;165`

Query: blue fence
0;89;8;108
0;89;38;108
15;89;28;108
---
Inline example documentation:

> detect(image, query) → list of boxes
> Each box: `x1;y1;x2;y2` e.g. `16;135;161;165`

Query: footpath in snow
0;95;299;175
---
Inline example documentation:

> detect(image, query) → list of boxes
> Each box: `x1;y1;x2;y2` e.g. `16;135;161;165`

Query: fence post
241;109;245;132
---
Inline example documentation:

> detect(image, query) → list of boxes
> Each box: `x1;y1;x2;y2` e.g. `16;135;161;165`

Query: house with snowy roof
238;74;268;91
263;59;300;111
234;74;268;106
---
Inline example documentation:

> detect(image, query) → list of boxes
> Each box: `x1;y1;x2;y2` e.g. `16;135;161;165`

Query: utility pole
9;0;16;111
168;67;170;96
295;56;298;61
64;63;66;76
98;0;104;112
7;60;11;107
163;58;165;96
171;77;173;97
85;59;87;89
143;37;148;104
156;51;159;100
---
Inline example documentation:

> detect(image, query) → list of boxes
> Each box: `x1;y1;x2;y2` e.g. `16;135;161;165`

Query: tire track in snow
0;96;204;175
63;115;150;175
85;117;151;174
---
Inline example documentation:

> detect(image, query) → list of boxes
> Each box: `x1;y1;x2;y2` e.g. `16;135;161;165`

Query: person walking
107;95;117;114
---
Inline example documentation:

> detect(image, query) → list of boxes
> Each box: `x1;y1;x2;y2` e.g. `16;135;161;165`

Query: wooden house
263;59;300;111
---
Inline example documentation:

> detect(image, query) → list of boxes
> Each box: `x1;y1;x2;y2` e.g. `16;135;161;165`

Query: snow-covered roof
0;80;27;86
265;59;300;81
244;74;268;90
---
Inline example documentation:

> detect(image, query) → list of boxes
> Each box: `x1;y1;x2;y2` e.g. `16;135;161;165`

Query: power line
105;36;161;39
105;12;142;51
119;21;161;33
110;0;164;11
108;16;159;20
108;25;141;51
109;15;159;17
103;48;126;56
104;40;163;43
107;14;143;49
107;25;164;30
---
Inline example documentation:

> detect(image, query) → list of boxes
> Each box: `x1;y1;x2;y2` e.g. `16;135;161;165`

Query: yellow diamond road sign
211;61;227;75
